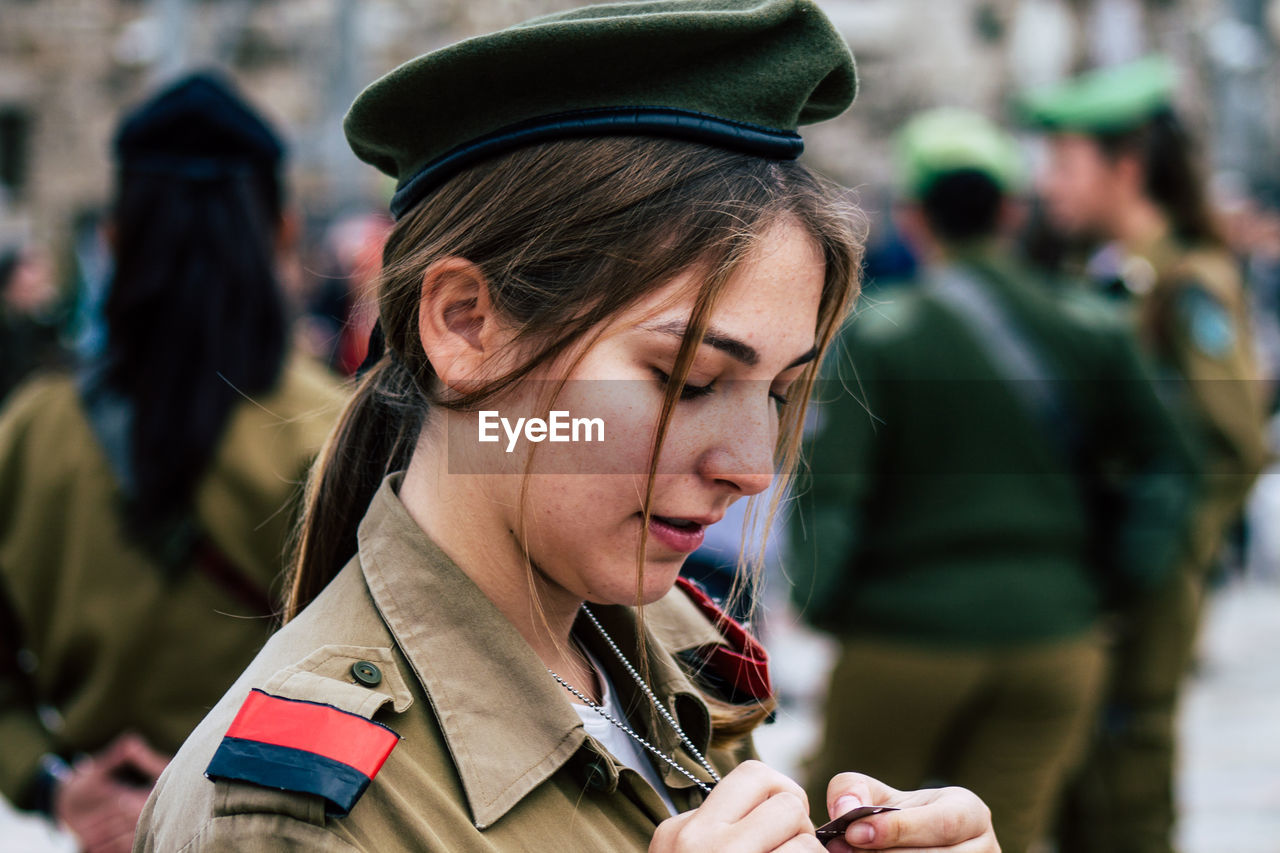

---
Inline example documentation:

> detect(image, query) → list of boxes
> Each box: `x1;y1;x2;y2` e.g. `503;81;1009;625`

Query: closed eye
651;368;715;401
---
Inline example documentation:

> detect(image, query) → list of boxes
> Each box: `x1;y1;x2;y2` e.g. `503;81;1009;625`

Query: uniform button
583;757;611;791
352;661;382;687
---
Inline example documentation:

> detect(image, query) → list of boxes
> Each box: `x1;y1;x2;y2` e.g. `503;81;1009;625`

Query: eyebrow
642;320;818;370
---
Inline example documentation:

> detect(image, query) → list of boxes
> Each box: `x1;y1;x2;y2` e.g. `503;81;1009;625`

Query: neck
398;417;600;700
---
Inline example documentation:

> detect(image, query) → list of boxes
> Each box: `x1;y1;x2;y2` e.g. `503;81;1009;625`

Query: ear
418;257;508;393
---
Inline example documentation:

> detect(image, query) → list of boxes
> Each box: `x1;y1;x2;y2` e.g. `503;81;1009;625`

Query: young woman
135;3;999;851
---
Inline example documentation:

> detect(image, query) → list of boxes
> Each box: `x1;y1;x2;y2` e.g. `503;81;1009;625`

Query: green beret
893;108;1023;198
344;0;857;218
1020;55;1176;134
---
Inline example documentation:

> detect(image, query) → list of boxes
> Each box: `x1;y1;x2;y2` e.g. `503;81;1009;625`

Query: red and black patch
675;577;772;703
204;689;399;816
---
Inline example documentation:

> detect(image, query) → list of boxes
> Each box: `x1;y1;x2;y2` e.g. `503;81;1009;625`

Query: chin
641;561;686;603
583;562;684;608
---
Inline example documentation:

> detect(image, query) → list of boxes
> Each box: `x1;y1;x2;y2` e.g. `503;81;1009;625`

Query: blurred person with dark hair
0;72;345;852
1025;57;1270;853
789;109;1196;853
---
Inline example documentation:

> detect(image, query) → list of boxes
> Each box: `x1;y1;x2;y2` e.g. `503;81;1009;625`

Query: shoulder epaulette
205;688;399;816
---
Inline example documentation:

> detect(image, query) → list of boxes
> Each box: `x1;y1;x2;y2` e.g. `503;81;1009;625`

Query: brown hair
287;136;862;743
1095;108;1227;248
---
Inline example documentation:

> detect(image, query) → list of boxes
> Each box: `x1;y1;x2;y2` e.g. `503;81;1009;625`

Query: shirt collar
356;475;722;828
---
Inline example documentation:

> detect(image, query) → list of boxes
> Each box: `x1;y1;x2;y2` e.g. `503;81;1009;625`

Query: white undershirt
572;649;679;816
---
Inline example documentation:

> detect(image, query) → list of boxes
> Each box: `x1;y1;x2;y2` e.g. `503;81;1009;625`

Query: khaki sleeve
1166;276;1269;508
138;814;364;853
0;386;59;804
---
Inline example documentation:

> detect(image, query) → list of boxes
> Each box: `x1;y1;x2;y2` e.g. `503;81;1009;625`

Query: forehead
614;218;825;345
1048;133;1105;161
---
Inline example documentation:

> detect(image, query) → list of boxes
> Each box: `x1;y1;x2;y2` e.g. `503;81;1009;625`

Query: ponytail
285;354;424;620
104;168;287;550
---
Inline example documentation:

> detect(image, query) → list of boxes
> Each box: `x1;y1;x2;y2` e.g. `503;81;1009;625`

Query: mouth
652;515;702;530
644;513;714;554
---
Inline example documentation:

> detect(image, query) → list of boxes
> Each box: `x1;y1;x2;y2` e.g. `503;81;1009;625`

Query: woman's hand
650;760;824;852
821;773;999;852
54;733;171;853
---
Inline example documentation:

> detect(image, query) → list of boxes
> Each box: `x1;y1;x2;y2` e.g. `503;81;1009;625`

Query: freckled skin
462;218;825;610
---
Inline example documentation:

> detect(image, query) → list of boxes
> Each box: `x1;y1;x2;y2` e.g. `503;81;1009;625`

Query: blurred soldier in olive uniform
1025;57;1270;853
0;74;346;852
789;110;1196;853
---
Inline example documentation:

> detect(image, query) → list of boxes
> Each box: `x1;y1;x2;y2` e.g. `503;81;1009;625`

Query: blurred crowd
1;6;1279;853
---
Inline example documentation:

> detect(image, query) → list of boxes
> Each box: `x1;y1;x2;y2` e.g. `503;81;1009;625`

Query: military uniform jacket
790;250;1197;644
0;357;347;803
1127;230;1269;566
135;477;758;852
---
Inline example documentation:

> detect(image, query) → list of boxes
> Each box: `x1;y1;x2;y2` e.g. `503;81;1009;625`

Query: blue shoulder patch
1178;287;1235;359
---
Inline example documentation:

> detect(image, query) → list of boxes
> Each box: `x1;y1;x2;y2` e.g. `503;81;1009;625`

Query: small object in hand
815;806;901;843
109;762;155;789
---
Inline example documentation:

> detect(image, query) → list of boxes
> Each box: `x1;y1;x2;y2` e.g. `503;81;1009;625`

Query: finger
847;837;998;853
843;788;991;850
73;802;127;843
774;834;828;853
717;791;813;851
650;808;696;849
118;786;152;819
72;784;149;839
97;821;142;853
77;812;134;853
826;772;894;821
96;734;144;770
697;760;809;824
111;734;171;781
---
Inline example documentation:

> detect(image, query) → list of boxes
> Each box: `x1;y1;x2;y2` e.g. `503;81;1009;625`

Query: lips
646;513;711;553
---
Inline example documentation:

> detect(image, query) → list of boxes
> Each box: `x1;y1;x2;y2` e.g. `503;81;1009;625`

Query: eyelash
650;368;791;408
651;368;714;401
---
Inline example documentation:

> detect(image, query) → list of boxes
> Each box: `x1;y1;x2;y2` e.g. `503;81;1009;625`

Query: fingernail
847;822;875;846
835;794;862;815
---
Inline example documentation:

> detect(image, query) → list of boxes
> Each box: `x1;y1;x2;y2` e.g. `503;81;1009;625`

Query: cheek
520;477;637;576
523;380;677;478
1044;162;1092;223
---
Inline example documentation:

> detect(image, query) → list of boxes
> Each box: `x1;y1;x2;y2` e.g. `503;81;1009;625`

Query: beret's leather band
389;106;805;219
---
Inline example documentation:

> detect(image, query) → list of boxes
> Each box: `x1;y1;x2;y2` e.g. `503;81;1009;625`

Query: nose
697;395;776;497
